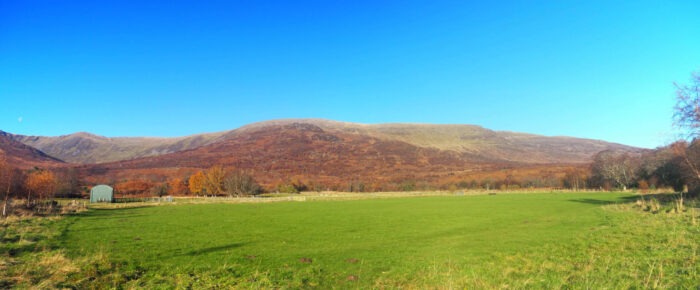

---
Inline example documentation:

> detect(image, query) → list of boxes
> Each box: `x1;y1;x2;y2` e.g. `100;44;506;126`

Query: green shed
90;185;114;203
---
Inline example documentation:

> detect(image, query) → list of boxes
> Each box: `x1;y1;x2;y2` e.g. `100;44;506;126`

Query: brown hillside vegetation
80;123;504;188
76;121;627;190
8;131;229;164
0;131;63;169
245;119;640;164
10;119;639;165
4;119;642;191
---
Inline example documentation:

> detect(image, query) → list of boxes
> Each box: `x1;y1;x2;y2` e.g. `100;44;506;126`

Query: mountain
0;131;63;169
8;131;230;164
76;120;641;188
10;119;639;165
81;122;503;187
243;119;637;164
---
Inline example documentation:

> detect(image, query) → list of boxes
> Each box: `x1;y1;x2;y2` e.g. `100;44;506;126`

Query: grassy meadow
2;192;699;288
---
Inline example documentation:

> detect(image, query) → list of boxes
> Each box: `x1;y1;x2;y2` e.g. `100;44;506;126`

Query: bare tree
0;154;15;217
591;151;640;190
672;71;700;195
55;167;80;198
563;168;587;191
638;144;684;191
673;71;700;138
223;170;262;197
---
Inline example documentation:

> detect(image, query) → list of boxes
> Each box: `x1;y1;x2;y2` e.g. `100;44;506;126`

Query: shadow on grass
569;198;622;205
180;243;246;257
569;193;683;206
67;206;155;220
89;205;156;211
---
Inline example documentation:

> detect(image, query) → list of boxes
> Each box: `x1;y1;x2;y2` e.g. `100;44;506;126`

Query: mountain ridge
0;130;64;168
6;119;640;165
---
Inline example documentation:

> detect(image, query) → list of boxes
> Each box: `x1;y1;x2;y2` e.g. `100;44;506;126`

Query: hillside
243;119;639;164
76;120;641;189
81;122;503;187
10;119;639;165
0;131;63;169
8;131;229;164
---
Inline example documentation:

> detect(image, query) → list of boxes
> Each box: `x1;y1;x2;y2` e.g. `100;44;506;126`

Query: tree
223;170;262;197
0;154;17;217
55;168;80;198
638;144;685;191
673;71;700;138
204;166;226;195
152;183;169;198
671;141;700;192
168;178;188;195
114;179;153;196
188;171;206;195
25;170;57;205
590;151;640;190
672;71;700;195
563;168;588;191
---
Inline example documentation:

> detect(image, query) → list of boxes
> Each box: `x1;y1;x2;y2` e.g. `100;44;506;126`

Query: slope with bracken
8;131;229;164
77;120;644;189
12;119;641;166
80;123;509;187
0;130;63;169
242;119;640;164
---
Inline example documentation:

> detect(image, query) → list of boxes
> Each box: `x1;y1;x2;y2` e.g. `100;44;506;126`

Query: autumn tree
562;168;588;191
168;178;188;195
114;179;153;196
25;170;58;205
188;171;206;195
204;166;226;195
223;170;262;197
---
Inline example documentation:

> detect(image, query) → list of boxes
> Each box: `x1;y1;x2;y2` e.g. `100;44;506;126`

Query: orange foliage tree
25;170;57;204
168;178;188;196
188;171;206;195
204;166;226;195
114;180;154;196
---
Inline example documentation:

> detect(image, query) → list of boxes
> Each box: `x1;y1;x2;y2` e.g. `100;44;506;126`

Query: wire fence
113;196;174;203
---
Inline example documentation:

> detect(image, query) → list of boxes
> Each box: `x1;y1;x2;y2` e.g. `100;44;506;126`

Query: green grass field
3;192;699;288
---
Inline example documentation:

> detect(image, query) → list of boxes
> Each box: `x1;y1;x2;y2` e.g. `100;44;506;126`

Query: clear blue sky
1;1;699;148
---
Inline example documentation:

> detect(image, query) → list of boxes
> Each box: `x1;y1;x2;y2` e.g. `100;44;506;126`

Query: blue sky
1;1;699;148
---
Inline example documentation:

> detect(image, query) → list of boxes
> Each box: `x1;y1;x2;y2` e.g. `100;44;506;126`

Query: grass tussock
626;193;700;224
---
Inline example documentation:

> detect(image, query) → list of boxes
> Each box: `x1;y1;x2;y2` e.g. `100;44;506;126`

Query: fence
114;196;174;203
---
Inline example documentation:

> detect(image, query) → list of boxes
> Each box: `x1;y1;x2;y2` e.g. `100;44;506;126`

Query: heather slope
243;119;640;164
8;131;230;164
9;119;640;165
0;131;63;168
82;122;497;187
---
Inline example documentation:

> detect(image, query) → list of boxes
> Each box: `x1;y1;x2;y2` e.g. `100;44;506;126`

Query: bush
277;184;299;194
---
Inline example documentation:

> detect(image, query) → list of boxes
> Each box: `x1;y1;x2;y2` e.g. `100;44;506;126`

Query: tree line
0;155;76;216
113;166;263;197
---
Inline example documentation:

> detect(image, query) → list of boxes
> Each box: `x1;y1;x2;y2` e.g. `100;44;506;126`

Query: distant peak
67;132;107;140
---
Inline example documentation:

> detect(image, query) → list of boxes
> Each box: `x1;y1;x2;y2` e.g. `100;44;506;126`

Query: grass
2;192;699;288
